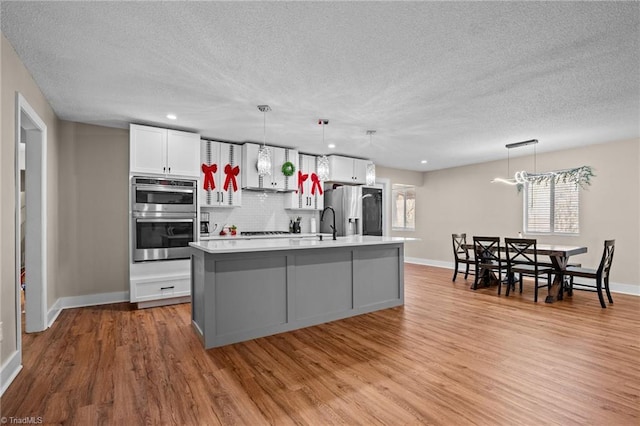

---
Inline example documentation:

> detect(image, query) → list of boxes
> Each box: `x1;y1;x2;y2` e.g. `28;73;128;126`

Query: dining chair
472;237;508;290
504;238;553;302
564;240;615;308
451;233;474;281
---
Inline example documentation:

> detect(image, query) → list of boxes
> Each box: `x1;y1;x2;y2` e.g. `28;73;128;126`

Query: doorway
14;93;47;345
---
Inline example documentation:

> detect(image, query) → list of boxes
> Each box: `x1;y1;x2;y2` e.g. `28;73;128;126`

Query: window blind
525;179;579;234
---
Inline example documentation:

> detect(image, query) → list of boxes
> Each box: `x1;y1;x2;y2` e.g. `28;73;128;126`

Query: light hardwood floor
2;264;639;425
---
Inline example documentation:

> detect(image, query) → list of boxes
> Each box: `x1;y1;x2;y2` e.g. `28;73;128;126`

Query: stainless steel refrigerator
321;186;383;236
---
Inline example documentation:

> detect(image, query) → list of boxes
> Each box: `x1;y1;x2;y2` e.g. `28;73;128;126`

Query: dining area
452;233;615;308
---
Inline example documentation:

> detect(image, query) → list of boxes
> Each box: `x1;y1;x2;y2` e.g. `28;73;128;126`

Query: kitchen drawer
132;278;190;302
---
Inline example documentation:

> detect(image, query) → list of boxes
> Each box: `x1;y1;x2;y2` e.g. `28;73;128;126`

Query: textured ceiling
2;1;639;171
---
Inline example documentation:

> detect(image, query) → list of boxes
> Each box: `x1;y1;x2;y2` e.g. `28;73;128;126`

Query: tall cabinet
129;124;199;309
289;154;324;210
130;124;200;177
201;140;242;207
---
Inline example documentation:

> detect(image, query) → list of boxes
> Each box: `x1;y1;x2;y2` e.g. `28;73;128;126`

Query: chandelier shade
365;130;376;185
317;154;330;181
317;119;330;181
257;105;272;177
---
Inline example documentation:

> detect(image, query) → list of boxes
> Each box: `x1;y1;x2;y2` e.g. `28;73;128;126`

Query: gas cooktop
240;231;292;236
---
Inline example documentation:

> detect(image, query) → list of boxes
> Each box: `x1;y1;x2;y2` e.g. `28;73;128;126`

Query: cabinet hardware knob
160;286;175;290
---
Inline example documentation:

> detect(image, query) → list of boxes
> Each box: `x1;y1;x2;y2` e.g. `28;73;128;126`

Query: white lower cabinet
133;278;190;302
129;259;190;308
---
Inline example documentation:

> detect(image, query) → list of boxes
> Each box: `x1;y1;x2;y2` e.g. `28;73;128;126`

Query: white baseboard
1;350;23;397
405;257;454;269
403;257;639;296
47;291;130;327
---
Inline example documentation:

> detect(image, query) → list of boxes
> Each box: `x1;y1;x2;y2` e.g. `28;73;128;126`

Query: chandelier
365;130;376;185
492;139;594;191
257;105;272;177
317;119;330;181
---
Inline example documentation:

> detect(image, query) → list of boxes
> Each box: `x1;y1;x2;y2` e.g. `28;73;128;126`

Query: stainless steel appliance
131;176;197;262
132;176;197;213
321;185;383;237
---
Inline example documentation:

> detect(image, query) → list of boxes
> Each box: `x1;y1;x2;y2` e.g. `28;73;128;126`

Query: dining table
464;243;588;303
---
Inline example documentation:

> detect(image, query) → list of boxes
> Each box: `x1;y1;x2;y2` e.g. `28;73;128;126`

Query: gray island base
189;236;406;349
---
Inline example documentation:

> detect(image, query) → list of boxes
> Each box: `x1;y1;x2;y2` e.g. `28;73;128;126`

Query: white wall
378;138;639;288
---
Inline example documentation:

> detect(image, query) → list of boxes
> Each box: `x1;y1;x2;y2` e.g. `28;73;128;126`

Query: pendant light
365;130;376;185
317;119;330;181
257;105;272;177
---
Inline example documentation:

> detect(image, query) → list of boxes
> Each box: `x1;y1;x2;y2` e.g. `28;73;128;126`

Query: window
392;184;415;231
524;179;579;234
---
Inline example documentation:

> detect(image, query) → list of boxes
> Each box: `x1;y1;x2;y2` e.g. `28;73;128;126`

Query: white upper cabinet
327;155;368;184
242;143;298;191
200;140;242;207
130;124;199;178
289;154;324;210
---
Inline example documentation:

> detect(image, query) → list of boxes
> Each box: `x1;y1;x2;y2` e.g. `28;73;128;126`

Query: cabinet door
130;124;167;175
241;143;260;189
309;156;324;210
269;147;286;190
284;149;299;192
219;143;242;206
328;155;356;183
167;130;200;177
352;158;368;184
201;140;220;206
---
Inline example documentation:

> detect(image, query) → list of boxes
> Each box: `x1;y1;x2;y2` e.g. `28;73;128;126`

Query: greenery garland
281;161;296;177
517;165;595;193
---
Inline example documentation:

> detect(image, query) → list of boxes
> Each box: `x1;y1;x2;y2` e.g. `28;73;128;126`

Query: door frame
14;92;48;344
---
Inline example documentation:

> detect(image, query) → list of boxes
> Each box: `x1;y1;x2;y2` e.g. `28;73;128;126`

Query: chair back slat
452;233;469;259
504;238;538;266
598;239;615;279
473;236;501;263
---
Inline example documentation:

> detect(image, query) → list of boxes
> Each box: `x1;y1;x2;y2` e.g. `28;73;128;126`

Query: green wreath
281;161;296;177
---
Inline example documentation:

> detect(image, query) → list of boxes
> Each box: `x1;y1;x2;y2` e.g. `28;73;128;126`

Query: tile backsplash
202;191;319;234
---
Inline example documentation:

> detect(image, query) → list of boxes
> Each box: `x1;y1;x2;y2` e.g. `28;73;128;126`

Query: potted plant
230;225;237;236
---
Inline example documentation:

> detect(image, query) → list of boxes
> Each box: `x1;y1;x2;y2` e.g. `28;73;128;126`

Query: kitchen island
189;236;407;348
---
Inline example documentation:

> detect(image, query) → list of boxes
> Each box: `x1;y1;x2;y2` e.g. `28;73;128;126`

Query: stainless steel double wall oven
131;177;197;262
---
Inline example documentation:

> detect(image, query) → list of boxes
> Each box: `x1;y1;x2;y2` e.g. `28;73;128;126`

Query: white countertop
190;235;415;254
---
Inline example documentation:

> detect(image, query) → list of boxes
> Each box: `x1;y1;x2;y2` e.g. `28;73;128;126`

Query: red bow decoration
223;164;240;192
297;170;309;194
201;163;217;190
311;173;323;196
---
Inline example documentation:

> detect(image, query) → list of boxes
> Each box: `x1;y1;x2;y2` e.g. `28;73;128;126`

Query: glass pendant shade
257;105;272;177
317;155;330;181
366;162;376;185
257;145;272;176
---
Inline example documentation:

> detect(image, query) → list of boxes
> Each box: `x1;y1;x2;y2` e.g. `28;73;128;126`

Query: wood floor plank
2;264;639;425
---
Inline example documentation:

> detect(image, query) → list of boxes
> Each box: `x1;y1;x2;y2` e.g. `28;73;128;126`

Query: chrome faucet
321;206;337;240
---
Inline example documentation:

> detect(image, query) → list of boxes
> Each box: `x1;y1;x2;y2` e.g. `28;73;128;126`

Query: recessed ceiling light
328;143;336;149
166;114;177;120
421;160;428;164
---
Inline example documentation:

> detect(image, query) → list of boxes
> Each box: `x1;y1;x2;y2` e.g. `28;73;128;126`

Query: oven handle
135;218;195;223
132;211;196;218
133;184;195;193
